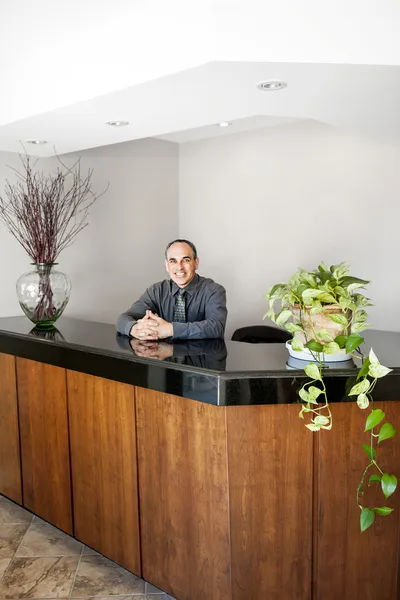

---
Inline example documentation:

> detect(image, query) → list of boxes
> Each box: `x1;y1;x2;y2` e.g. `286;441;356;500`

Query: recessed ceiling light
257;81;287;91
105;120;129;127
218;122;232;127
25;139;47;145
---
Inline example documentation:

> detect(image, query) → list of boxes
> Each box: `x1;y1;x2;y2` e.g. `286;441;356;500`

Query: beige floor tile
0;558;11;580
81;546;99;556
0;524;29;559
71;597;167;600
0;497;32;525
16;521;82;557
146;581;166;594
71;555;145;597
0;556;79;598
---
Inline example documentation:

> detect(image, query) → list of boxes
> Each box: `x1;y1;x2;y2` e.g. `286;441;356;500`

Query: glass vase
16;263;71;329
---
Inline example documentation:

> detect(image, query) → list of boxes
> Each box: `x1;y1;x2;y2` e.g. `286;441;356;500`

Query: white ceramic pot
286;340;352;363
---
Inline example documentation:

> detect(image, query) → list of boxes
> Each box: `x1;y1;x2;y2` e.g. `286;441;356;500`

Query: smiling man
116;239;227;340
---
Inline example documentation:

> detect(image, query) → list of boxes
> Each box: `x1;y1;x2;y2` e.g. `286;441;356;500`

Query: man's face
165;242;199;288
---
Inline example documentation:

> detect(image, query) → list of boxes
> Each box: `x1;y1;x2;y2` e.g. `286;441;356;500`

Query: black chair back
231;325;291;344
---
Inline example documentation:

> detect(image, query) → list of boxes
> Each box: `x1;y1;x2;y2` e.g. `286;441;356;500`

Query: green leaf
354;294;373;308
365;409;385;432
285;322;303;334
352;322;372;334
369;348;379;364
305;423;321;431
315;329;334;343
349;378;371;396
322;342;341;354
291;337;304;352
307;385;323;403
340;296;353;311
353;310;368;323
362;443;377;461
317;292;337;304
328;313;348;326
302;288;321;303
381;474;397;499
334;335;347;349
369;363;392;379
341;276;370;288
369;474;381;483
266;283;286;300
305;340;324;352
374;506;394;516
346;334;364;354
310;301;323;315
357;393;369;409
276;309;293;327
378;422;397;443
304;363;322;381
299;388;310;403
263;307;276;322
314;415;330;426
360;508;375;532
357;357;371;380
334;285;347;296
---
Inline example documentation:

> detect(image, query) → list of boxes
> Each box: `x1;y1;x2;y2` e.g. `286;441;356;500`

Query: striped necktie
173;290;186;323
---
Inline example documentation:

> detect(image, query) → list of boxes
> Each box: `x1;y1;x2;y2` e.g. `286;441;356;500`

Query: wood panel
67;371;141;574
227;404;313;600
16;358;72;532
316;401;400;600
0;352;22;503
136;388;231;600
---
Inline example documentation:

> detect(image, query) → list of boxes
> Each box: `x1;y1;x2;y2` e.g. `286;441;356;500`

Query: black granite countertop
0;316;399;406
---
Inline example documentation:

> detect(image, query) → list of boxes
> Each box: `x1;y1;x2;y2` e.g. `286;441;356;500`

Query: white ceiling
1;0;400;156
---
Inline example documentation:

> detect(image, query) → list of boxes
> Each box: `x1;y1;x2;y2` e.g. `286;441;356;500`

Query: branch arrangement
0;151;107;263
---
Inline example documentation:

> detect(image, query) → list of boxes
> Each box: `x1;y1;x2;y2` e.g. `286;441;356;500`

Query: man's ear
195;257;199;270
165;259;169;273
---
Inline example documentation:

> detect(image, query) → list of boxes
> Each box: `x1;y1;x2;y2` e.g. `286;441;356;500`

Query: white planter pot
286;340;353;363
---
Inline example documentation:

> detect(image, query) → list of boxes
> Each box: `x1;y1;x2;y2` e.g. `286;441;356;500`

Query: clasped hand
130;310;173;340
130;339;174;360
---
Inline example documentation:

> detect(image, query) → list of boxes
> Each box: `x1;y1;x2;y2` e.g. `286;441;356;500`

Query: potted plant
265;261;397;531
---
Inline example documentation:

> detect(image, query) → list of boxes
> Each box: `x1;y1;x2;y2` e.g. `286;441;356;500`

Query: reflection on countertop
0;315;399;376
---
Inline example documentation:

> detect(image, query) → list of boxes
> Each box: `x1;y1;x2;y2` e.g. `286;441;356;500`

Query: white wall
178;120;400;338
0;139;179;323
59;138;179;323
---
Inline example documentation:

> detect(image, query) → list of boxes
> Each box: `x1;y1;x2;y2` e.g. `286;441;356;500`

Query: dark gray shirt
116;274;227;340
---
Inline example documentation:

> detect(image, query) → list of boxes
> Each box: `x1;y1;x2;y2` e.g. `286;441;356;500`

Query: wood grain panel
67;371;141;575
16;357;72;532
136;388;231;600
316;401;400;600
0;352;22;503
227;404;313;600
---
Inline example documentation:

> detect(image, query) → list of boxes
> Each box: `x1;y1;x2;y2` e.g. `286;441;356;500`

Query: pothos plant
265;262;397;532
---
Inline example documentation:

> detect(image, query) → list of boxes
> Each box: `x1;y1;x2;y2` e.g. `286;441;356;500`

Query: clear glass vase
16;263;72;329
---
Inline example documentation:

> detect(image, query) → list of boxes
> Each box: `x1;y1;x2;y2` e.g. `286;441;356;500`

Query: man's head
165;239;199;288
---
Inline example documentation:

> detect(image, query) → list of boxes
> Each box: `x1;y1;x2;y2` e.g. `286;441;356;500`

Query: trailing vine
266;262;397;532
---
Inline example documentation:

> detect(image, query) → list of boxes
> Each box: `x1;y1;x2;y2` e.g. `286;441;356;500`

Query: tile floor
0;495;176;600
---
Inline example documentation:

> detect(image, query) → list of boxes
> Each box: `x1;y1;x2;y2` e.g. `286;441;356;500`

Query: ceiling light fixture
105;120;129;127
257;81;287;91
218;122;232;127
25;139;47;145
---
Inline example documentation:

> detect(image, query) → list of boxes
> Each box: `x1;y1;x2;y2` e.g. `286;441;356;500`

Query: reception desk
0;316;399;600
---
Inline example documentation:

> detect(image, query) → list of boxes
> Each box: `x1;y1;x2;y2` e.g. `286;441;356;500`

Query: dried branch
0;150;108;263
